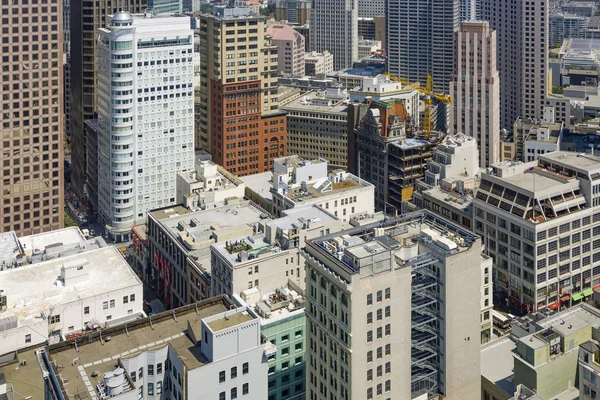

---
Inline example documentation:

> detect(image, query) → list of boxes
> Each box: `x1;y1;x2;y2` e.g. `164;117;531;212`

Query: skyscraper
450;21;500;167
386;0;458;92
1;0;65;235
358;0;384;18
459;0;479;21
310;0;358;70
198;6;286;175
481;0;549;130
95;12;195;241
69;0;146;200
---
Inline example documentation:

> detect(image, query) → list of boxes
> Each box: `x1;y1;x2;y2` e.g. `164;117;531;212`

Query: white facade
0;246;143;356
357;40;381;59
96;12;195;240
270;156;375;220
451;21;500;167
422;133;479;188
304;51;335;76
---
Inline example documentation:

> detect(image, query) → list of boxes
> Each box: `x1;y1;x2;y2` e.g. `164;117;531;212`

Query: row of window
219;383;250;400
219;363;249;383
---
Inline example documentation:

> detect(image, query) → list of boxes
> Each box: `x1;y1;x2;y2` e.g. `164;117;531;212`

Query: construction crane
382;73;452;137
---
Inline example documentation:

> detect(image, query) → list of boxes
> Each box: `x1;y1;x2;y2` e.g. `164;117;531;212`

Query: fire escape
409;252;440;395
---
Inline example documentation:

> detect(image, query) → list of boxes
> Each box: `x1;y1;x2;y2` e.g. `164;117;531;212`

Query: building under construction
352;98;444;213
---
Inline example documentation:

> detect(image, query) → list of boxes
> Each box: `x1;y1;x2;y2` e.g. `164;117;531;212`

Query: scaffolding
409;252;440;395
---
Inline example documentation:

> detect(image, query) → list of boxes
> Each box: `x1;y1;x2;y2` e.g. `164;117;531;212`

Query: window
367;388;373;399
377;365;382;377
385;306;390;318
219;392;226;400
231;366;237;379
84;306;90;315
157;363;162;374
156;382;162;394
295;343;302;351
148;383;154;396
385;288;390;299
377;290;382;302
385;362;391;374
367;369;373;381
219;371;226;383
231;387;238;399
385;380;391;392
131;371;136;382
385;344;391;355
367;294;372;305
110;299;115;308
130;294;135;302
123;295;129;304
367;312;372;324
367;331;373;342
377;347;382;359
139;368;143;378
282;347;289;356
295;330;302;338
103;301;108;309
385;324;391;336
367;351;373;362
148;365;154;376
282;334;289;342
25;334;31;343
242;383;249;395
50;314;60;324
243;362;249;374
377;327;382;339
377;309;382;321
282;362;289;369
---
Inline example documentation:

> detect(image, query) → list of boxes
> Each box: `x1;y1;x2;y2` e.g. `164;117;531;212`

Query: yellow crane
382;73;452;137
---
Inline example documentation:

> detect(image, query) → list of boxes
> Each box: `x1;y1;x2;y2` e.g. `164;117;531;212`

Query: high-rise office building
358;0;384;18
148;0;182;13
303;211;483;399
275;0;311;25
481;0;549;130
310;0;358;71
0;0;65;235
95;12;195;241
450;21;500;167
386;0;458;93
69;0;147;200
459;0;479;22
198;6;286;175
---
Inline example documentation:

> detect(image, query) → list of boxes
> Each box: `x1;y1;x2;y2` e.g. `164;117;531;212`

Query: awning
548;301;560;310
560;295;570;302
583;288;594;297
508;296;521;305
594;283;600;291
572;292;584;301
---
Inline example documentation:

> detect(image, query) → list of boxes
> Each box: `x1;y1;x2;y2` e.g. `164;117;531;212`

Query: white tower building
96;12;195;241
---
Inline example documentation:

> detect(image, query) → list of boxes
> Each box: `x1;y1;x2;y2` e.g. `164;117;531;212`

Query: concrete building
562;2;597;18
303;210;483;398
505;106;562;162
357;40;382;59
198;6;286;175
482;304;600;399
234;282;307;400
269;156;375;220
147;201;269;308
550;13;589;48
210;206;343;297
69;0;147;200
412;133;480;232
353;99;443;212
357;16;386;43
481;0;549;130
278;88;350;169
357;0;384;18
148;0;181;13
309;0;358;71
95;12;195;242
275;0;311;26
450;21;501;167
267;24;306;76
579;339;600;400
474;151;600;312
176;159;246;209
304;51;334;76
386;0;458;93
1;0;65;235
35;297;271;400
326;58;387;89
0;245;143;357
459;0;479;22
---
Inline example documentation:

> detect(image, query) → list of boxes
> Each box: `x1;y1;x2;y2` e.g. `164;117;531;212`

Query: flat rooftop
481;337;517;396
19;227;86;256
541;151;600;173
149;205;191;221
0;232;22;267
283;173;371;202
272;206;337;230
0;348;45;400
0;246;140;323
421;186;474;212
207;312;253;332
525;123;562;144
45;297;235;400
499;171;566;193
241;171;273;202
279;90;349;113
536;304;600;337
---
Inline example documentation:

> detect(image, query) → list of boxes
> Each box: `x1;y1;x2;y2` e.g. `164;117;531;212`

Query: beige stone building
1;0;65;235
304;50;334;76
303;210;483;399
